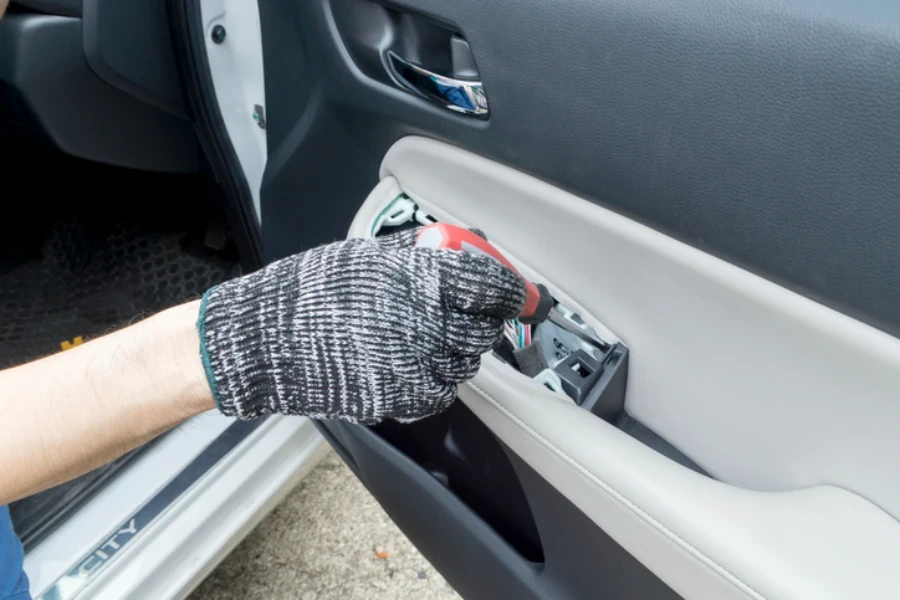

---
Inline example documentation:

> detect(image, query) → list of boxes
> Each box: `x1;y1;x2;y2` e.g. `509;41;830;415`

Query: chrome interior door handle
387;52;489;117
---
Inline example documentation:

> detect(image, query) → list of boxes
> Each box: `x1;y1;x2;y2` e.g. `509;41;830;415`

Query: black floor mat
0;218;239;366
5;216;240;549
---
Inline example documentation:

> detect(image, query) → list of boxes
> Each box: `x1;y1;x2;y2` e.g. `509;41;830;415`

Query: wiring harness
503;317;532;350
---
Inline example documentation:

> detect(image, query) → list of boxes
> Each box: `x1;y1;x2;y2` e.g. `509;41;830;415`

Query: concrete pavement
190;452;461;600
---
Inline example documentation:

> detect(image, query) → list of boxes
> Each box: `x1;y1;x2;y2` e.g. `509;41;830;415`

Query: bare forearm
0;300;214;504
0;229;524;504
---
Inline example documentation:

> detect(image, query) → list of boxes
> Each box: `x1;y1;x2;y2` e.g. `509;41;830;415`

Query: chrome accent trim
387;52;489;117
36;419;264;600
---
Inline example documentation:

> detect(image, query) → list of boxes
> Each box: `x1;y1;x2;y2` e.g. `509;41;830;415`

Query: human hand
197;228;526;423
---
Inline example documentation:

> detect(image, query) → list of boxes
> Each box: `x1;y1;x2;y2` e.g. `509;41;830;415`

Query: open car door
194;0;900;597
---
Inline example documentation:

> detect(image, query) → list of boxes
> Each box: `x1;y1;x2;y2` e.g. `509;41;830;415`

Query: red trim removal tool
415;223;554;324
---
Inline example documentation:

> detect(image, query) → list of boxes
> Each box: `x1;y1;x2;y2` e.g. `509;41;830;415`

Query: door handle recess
387;51;489;117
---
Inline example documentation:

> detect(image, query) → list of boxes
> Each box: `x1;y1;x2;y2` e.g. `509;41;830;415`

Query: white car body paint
26;413;327;600
200;0;268;221
25;411;233;595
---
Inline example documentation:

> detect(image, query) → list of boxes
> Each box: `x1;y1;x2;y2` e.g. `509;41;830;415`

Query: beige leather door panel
346;137;900;600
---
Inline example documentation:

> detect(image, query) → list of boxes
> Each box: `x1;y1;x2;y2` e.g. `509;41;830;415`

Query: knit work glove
197;228;526;423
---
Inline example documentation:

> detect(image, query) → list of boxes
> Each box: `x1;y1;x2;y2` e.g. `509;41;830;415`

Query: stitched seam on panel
467;381;765;600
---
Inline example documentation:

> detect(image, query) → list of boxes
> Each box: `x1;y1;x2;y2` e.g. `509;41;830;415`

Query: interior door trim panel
257;0;900;597
261;0;900;340
344;136;900;600
318;415;682;600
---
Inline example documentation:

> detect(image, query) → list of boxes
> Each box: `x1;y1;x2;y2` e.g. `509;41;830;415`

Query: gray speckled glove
197;228;526;423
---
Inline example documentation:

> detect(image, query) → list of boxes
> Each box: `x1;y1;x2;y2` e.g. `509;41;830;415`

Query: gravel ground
190;451;461;600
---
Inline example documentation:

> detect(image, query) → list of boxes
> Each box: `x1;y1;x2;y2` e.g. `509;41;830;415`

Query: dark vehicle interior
3;0;900;598
0;1;252;550
0;144;243;550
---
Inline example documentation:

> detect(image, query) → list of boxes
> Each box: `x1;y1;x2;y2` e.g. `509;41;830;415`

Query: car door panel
318;397;682;600
260;0;900;339
254;0;900;598
338;137;900;599
377;137;900;517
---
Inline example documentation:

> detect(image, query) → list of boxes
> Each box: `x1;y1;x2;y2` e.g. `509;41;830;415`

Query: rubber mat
5;216;240;549
0;218;239;366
